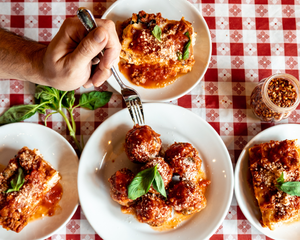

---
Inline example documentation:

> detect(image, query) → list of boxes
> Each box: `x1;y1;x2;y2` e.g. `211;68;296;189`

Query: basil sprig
182;31;191;60
6;168;25;193
0;85;112;154
128;165;166;200
276;172;300;196
151;25;162;42
177;52;183;61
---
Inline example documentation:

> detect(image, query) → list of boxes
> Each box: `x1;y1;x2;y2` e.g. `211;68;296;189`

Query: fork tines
126;100;145;125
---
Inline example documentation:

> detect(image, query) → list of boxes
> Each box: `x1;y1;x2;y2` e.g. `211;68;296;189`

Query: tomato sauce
30;182;63;221
119;61;184;89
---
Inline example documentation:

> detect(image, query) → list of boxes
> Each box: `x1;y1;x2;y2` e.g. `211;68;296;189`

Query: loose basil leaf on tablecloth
152;167;167;198
35;85;60;102
182;31;191;60
0;104;45;125
276;172;300;196
35;85;60;109
152;25;162;42
0;84;112;154
6;168;25;193
78;91;112;110
62;90;75;109
128;166;157;200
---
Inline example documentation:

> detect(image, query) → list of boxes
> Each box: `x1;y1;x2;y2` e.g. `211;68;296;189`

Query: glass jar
250;73;300;122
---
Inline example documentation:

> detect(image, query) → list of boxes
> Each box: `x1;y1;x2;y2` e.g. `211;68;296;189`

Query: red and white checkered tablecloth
2;0;300;239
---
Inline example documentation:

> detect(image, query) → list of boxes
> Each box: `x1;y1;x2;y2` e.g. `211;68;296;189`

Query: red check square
257;43;271;56
38;16;52;28
205;69;218;82
284;43;298;56
204;17;216;30
229;17;243;29
230;43;244;56
255;17;269;30
233;123;248;135
231;69;245;82
10;15;24;28
282;18;296;30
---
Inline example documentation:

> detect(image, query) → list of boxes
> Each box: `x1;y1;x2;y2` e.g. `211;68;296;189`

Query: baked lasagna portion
118;10;196;88
0;147;60;232
249;140;300;230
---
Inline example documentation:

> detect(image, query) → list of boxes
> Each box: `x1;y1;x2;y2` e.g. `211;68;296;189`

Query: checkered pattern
2;0;300;239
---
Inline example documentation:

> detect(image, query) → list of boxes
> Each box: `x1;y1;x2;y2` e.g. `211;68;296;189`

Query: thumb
70;27;108;67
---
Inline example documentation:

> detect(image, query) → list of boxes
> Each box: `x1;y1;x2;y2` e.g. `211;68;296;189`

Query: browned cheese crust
0;147;60;233
119;10;196;88
249;140;300;230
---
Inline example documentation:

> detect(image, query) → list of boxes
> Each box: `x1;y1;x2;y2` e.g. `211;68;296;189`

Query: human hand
42;17;121;90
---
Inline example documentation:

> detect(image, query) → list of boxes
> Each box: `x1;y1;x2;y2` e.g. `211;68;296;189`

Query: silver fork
76;7;145;125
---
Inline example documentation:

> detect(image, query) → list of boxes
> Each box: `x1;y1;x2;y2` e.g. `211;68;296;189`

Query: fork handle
76;7;128;90
77;7;97;31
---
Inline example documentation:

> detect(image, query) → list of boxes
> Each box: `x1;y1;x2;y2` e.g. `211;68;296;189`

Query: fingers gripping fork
77;7;145;125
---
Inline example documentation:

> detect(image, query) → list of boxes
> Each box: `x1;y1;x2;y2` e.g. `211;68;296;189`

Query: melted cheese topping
0;147;61;232
119;11;196;88
249;140;300;230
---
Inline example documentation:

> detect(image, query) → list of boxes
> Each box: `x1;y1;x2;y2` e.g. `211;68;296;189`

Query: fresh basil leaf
35;85;60;102
152;168;167;198
78;91;112;110
0;104;41;125
62;90;75;109
10;177;16;189
5;188;15;194
277;181;300;196
152;25;162;42
182;31;191;60
128;166;157;200
6;168;25;193
276;172;300;196
35;85;60;109
277;172;285;185
177;52;182;61
36;104;50;114
16;168;24;188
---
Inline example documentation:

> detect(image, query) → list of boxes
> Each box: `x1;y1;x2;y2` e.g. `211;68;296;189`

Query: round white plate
102;0;211;102
235;124;300;240
0;123;79;240
78;103;234;240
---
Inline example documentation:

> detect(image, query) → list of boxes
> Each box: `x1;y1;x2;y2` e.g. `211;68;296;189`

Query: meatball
167;180;209;215
108;168;135;206
164;142;201;181
125;124;162;163
135;193;172;227
140;157;173;194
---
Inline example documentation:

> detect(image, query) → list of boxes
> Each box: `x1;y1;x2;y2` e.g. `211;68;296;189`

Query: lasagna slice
0;147;60;232
118;10;196;88
249;140;300;230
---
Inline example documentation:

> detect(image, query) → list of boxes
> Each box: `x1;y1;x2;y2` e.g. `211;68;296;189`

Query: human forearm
0;16;121;91
0;28;47;83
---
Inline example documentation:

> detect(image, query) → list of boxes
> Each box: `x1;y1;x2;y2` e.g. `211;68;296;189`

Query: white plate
102;0;211;102
235;124;300;240
78;103;234;240
0;123;79;240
